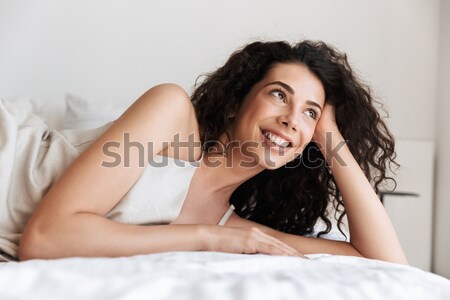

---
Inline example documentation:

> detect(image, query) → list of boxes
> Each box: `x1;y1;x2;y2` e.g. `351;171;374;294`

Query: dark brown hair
191;40;397;238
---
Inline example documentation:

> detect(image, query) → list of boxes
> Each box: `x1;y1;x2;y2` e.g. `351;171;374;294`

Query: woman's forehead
263;63;310;81
257;63;325;104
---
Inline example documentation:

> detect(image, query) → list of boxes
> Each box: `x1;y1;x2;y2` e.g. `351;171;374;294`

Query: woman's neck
196;151;263;199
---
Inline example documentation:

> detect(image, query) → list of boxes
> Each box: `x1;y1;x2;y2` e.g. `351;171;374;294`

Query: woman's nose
279;112;299;132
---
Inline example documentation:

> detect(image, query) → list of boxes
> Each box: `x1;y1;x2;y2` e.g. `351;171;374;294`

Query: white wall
0;0;440;140
0;0;446;275
434;0;450;278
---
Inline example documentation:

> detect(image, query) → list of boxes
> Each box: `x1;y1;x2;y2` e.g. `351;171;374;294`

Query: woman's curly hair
191;40;397;239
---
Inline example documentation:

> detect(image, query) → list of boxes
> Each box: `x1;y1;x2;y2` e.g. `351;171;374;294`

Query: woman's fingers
211;226;307;258
250;228;307;258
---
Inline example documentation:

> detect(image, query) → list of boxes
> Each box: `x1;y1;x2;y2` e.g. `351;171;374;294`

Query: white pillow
2;96;44;112
64;93;128;129
2;96;65;130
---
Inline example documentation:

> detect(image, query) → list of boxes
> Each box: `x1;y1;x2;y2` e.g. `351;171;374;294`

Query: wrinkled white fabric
0;99;111;260
0;252;449;300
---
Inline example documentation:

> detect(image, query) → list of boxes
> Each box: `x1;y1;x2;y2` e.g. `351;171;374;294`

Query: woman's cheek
297;123;315;145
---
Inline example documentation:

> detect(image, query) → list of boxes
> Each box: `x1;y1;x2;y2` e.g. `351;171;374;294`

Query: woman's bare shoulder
140;84;201;162
126;83;194;120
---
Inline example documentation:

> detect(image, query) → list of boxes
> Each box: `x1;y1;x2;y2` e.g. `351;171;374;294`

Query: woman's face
229;62;325;169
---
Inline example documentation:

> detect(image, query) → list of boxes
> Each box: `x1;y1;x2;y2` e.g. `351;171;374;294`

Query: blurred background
0;0;448;277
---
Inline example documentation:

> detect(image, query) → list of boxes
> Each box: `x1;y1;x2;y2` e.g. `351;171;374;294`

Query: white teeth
263;131;290;148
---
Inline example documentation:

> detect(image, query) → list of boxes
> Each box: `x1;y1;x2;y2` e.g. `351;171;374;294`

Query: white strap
218;204;235;226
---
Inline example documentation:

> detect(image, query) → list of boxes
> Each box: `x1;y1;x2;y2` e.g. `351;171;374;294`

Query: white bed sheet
1;252;449;300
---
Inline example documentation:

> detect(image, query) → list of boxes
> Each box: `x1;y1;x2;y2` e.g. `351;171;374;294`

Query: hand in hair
312;103;338;147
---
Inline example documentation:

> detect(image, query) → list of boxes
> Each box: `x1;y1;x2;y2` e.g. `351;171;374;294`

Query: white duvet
1;252;449;300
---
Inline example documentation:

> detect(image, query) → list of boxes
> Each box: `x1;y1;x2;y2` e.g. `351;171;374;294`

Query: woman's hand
312;103;339;145
203;226;307;258
312;103;347;164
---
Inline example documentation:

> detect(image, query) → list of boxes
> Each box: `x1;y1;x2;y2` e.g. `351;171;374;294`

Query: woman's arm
19;84;300;260
19;83;195;259
222;213;362;257
312;104;408;264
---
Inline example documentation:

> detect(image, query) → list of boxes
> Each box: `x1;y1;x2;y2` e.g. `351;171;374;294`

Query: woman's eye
271;90;286;102
305;109;319;120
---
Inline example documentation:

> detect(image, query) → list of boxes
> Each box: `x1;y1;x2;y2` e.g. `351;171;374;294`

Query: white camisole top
105;153;235;226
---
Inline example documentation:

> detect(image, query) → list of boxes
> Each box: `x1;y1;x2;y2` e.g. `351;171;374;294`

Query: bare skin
19;63;408;264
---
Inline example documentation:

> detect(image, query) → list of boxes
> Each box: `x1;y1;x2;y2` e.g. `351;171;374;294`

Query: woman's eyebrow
305;100;323;111
264;81;295;95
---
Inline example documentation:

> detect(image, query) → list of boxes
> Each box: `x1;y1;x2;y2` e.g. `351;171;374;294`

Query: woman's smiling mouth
261;129;293;150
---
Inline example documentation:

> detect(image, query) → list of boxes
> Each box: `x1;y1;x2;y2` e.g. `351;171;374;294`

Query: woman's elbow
19;223;56;261
19;230;44;261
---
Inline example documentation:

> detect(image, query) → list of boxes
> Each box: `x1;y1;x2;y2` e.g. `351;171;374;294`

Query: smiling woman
0;40;405;264
192;40;405;262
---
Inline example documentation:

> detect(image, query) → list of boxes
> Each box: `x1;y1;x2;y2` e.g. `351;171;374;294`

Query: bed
1;96;449;300
1;251;449;300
